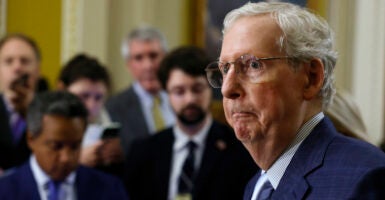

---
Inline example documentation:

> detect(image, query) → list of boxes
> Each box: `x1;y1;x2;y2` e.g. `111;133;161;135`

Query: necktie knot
47;180;62;200
256;179;274;200
187;140;197;152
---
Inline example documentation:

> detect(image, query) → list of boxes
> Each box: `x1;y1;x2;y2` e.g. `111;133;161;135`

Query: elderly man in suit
0;91;128;200
0;34;40;172
125;46;256;200
106;26;175;156
204;2;385;199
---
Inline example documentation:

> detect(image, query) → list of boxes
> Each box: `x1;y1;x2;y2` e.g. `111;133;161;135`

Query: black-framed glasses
205;54;290;88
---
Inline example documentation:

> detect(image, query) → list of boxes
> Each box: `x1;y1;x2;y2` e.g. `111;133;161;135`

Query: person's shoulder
328;134;385;166
105;86;135;107
77;166;123;185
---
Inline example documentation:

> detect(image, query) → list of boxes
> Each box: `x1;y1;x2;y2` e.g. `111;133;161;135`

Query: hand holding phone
101;123;121;139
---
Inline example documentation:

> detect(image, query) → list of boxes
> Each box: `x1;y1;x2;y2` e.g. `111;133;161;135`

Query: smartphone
101;123;121;139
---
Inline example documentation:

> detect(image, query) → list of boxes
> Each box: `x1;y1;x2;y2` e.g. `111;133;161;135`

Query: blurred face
67;78;108;122
220;15;308;145
167;69;212;127
28;115;85;181
127;40;164;94
0;38;39;99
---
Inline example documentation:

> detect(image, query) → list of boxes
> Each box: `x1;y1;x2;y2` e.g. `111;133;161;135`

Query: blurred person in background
106;26;175;156
0;34;40;172
58;54;124;177
0;91;128;200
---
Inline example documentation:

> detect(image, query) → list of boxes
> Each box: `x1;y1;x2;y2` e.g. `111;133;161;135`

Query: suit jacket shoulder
105;87;150;155
76;166;129;200
269;117;385;200
0;163;129;200
0;162;41;200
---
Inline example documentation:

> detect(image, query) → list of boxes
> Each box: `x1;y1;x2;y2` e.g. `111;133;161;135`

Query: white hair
121;26;168;60
223;2;338;109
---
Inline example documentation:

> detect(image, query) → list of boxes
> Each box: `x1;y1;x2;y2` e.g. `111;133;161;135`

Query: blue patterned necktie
47;180;62;200
178;141;197;194
256;180;274;200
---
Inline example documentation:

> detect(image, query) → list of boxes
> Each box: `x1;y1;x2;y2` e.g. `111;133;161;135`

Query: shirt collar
173;116;213;152
266;112;324;189
30;155;76;187
133;81;168;107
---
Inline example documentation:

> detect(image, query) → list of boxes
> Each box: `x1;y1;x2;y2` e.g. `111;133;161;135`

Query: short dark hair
157;46;210;89
59;54;111;89
27;91;88;137
0;33;41;61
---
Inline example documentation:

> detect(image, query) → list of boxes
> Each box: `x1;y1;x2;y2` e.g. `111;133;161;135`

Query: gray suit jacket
106;86;151;155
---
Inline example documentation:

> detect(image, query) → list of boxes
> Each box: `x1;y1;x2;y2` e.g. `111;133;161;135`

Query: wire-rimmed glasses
205;54;290;88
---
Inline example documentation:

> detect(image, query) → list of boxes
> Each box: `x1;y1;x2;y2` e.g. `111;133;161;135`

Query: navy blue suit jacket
243;117;385;200
0;162;129;200
125;121;257;200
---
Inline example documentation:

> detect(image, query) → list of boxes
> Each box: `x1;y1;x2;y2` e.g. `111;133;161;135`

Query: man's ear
26;131;36;149
303;58;324;100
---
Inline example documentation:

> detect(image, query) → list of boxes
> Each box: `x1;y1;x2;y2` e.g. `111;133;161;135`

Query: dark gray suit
106;87;152;155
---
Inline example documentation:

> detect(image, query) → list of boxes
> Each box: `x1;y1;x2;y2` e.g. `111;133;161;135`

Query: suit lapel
154;130;174;199
194;122;226;195
19;163;42;200
272;117;337;199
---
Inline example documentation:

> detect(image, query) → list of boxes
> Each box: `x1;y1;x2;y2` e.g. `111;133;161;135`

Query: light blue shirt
251;112;324;200
133;81;175;133
30;156;76;200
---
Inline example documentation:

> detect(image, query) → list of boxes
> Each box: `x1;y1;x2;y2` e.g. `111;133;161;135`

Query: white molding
351;0;385;144
61;0;84;64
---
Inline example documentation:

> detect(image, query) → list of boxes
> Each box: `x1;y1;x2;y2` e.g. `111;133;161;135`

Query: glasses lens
205;62;223;88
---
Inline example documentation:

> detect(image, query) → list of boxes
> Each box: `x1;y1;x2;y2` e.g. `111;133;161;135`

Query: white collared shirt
251;112;324;199
30;156;77;200
133;82;176;134
168;117;213;200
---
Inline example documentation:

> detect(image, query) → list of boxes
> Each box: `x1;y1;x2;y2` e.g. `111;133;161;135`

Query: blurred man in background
106;26;175;155
0;34;40;172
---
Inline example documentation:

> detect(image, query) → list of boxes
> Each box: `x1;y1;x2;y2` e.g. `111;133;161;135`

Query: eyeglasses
205;54;290;88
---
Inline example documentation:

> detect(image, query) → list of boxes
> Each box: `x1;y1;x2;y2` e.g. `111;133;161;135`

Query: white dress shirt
30;156;77;200
168;117;213;200
251;112;324;199
133;82;175;133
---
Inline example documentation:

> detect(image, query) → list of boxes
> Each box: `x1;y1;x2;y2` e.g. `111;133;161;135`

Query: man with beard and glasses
124;46;257;200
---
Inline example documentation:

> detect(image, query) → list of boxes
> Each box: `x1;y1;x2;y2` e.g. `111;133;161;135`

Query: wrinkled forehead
221;15;284;60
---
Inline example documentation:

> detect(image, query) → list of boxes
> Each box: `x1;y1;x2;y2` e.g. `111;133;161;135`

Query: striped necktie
152;96;165;132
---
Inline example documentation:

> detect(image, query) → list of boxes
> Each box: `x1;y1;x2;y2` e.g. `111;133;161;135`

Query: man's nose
59;148;75;164
221;69;241;99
